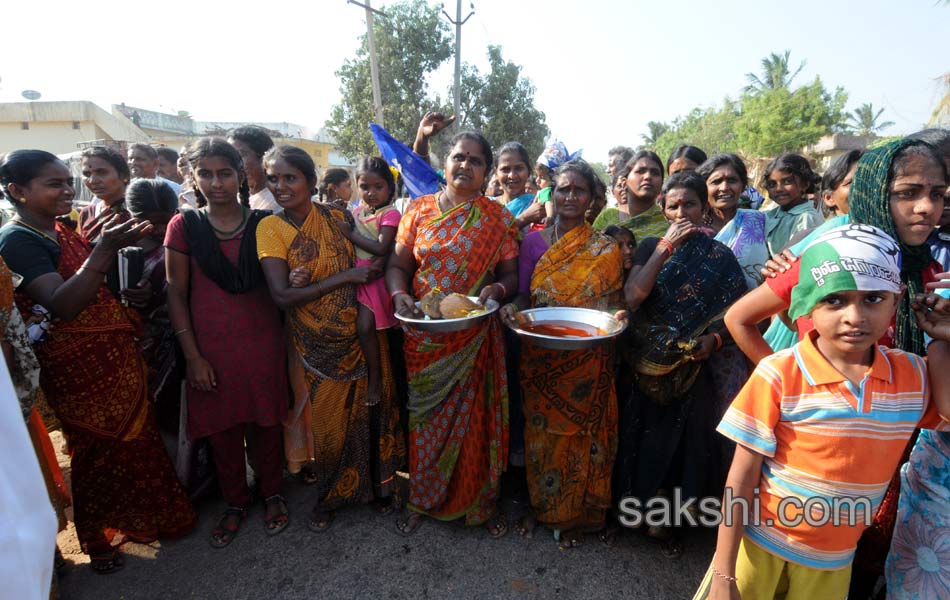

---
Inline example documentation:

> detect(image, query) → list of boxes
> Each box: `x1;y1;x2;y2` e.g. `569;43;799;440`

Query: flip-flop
264;495;290;536
89;551;124;575
485;512;508;539
210;506;247;548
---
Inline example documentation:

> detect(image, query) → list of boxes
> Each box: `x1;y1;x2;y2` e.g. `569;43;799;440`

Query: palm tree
744;50;805;93
929;73;950;127
847;103;895;136
640;121;670;148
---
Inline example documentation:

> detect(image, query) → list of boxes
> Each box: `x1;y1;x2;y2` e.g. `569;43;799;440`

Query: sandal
395;510;424;537
210;506;247;548
89;551;124;575
307;507;334;533
300;464;319;486
485;512;508;539
264;495;290;536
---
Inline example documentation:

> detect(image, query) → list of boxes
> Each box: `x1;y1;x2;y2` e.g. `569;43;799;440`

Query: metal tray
506;307;627;350
395;296;500;333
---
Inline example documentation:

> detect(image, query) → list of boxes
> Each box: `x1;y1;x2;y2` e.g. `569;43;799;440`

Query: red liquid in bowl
518;320;606;338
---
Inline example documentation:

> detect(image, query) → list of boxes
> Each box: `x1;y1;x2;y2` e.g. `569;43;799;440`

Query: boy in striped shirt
696;225;950;600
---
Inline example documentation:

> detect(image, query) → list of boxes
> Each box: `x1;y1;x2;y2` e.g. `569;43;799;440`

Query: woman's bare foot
557;528;583;550
396;510;424;536
514;514;537;538
485;511;508;539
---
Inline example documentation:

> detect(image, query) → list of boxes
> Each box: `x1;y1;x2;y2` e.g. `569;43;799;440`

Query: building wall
0;101;149;154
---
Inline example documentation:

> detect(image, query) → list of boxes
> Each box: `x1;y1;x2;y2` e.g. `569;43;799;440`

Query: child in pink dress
338;157;400;406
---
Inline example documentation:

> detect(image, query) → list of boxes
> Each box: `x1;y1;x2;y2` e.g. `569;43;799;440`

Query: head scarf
848;138;935;354
789;225;902;321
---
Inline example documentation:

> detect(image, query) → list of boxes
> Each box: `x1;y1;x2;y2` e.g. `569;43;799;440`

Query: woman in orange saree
502;160;625;549
258;146;404;531
387;131;519;538
0;150;195;574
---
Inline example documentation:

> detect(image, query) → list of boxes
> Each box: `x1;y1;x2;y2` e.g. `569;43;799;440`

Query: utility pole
348;0;387;127
441;1;474;120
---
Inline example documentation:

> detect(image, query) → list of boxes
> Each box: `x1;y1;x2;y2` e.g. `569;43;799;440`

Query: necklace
12;217;58;245
204;206;248;236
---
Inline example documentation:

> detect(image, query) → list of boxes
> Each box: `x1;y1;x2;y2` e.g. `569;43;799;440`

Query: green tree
653;100;741;162
640;121;670;149
734;77;848;156
846;102;895;136
327;0;452;158
744;50;805;93
448;45;549;161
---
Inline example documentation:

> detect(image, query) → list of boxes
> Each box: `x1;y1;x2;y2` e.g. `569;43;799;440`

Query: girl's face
229;138;263;191
663;187;705;226
535;165;552;189
194;156;242;207
626;158;662;202
444;139;488;195
765;169;805;208
612;176;628;206
553;171;592;222
142;209;174;243
331;178;353;203
357;172;392;209
610;231;636;270
706;165;744;213
668;157;699;176
888;153;947;246
81;156;127;204
265;158;312;212
485;175;503;197
495;152;530;199
823;162;857;216
10;161;75;220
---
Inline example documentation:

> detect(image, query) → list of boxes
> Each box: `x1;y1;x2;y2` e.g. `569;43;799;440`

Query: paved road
57;475;716;600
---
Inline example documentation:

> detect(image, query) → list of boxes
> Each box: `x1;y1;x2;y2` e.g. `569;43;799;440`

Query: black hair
496;141;531;172
666;145;708;174
0;149;63;200
821;150;863;195
762;153;818;194
552;158;599;195
126;178;179;217
187;137;250;207
155;146;179;165
623;150;665;182
447;131;493;173
319;167;351;202
128;143;158;160
907;128;950;162
608;146;635;164
229;126;275;159
696;153;749;188
891;142;949;184
262;145;318;192
660;170;708;207
81;146;131;182
355;156;396;204
603;224;636;245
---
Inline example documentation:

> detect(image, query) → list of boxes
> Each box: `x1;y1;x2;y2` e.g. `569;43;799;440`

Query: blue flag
370;123;443;199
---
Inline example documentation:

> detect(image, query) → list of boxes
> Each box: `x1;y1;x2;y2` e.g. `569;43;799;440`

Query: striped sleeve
717;358;784;457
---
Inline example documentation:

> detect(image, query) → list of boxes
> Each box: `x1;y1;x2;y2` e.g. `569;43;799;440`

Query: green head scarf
848;139;935;355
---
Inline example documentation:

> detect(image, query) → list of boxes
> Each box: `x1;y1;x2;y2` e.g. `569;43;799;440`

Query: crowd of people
0;116;949;600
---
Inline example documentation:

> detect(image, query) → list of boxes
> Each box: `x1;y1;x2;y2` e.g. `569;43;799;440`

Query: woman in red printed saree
386;131;519;538
501;160;625;549
0;150;195;574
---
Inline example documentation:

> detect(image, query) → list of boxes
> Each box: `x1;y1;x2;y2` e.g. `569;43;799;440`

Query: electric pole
349;0;387;127
442;1;474;120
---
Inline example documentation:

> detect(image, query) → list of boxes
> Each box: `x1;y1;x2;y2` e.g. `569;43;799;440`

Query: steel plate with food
506;307;627;350
395;291;500;333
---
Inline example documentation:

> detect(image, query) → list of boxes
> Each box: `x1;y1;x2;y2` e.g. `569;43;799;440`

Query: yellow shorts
692;536;851;600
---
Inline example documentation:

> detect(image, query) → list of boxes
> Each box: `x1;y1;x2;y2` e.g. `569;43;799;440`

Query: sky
1;0;947;161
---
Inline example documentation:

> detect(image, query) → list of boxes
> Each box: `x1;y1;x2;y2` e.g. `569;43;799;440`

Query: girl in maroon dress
165;137;289;547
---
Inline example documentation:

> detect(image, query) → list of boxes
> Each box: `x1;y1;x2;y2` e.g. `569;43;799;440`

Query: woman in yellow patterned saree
386;131;519;538
257;146;403;531
501;159;626;549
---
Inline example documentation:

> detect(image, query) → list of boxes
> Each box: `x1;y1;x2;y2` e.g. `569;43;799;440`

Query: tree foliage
744;50;805;93
445;45;549;161
653;100;740;162
327;0;453;158
846;102;895;136
640;121;670;149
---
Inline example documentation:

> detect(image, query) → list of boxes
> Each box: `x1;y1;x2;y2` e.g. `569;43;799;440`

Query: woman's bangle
713;332;723;351
495;282;507;298
174;328;190;337
712;568;737;583
390;289;408;300
656;238;674;255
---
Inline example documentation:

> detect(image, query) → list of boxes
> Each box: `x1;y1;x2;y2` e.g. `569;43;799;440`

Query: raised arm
413;112;456;164
624;222;696;311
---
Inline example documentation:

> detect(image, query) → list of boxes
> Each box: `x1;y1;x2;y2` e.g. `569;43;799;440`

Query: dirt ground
52;432;716;600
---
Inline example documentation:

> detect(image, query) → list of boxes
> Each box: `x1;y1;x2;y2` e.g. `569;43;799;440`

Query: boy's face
809;290;900;356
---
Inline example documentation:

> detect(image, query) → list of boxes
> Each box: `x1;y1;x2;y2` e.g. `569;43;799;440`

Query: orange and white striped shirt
717;330;949;570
